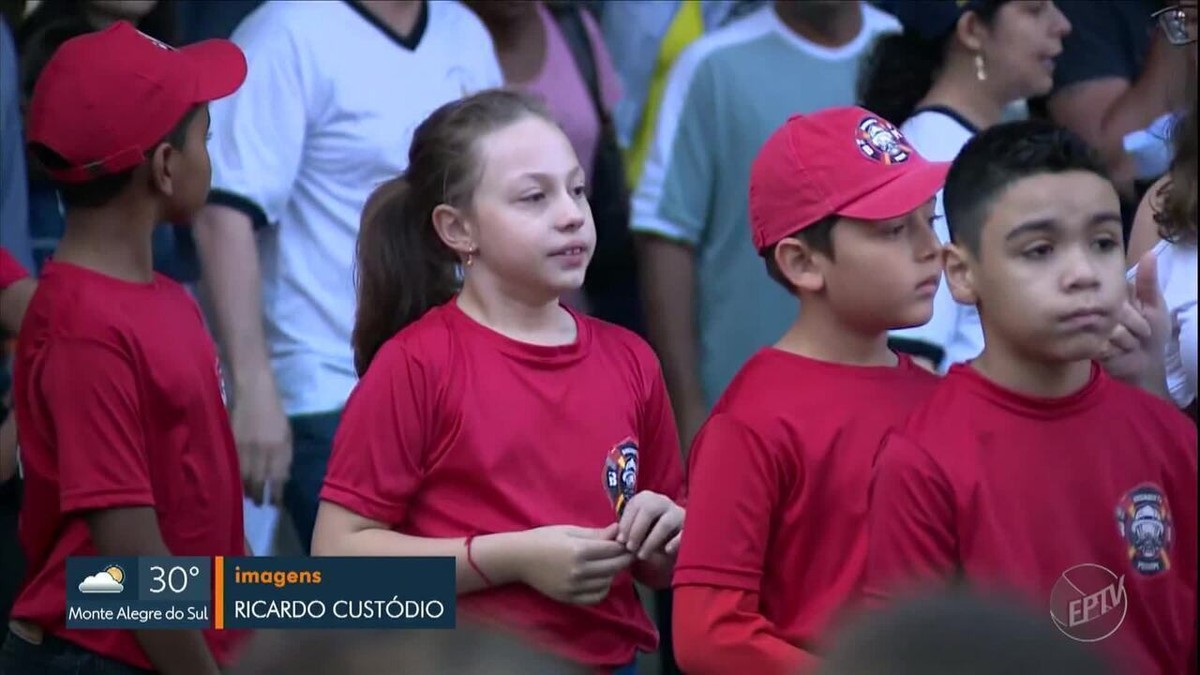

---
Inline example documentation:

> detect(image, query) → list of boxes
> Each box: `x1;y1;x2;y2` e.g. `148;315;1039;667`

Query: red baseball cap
748;106;950;252
27;20;247;184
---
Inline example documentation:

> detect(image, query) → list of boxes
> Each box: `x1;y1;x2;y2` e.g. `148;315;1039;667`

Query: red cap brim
179;38;247;104
838;160;952;222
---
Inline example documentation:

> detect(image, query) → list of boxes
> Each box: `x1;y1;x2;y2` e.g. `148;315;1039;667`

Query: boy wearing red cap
2;21;248;675
671;106;949;675
865;121;1196;675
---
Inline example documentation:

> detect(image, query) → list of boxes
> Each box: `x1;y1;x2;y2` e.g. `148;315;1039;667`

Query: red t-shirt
0;247;28;289
320;299;683;670
866;363;1197;675
672;349;938;674
10;261;245;669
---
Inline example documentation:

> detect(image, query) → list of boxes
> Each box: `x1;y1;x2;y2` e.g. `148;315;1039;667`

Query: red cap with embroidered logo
27;20;247;184
748;106;950;252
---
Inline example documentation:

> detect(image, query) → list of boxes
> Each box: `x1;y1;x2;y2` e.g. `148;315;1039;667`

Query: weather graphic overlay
79;565;126;594
65;556;457;630
66;557;213;629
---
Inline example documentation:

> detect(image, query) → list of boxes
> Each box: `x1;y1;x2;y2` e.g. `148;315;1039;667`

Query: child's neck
970;344;1094;399
456;279;576;347
774;301;897;367
56;204;157;284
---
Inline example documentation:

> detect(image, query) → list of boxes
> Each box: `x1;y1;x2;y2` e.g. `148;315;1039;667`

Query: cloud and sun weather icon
79;565;125;594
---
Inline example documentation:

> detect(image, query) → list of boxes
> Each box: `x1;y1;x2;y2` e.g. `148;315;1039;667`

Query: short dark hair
30;105;203;210
943;120;1109;255
763;214;839;294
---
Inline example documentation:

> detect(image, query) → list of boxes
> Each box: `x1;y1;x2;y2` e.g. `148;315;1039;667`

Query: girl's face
977;1;1072;103
461;116;596;304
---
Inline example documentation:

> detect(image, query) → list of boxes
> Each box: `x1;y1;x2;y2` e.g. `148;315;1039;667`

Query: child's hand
519;523;633;606
1100;252;1170;394
617;491;684;560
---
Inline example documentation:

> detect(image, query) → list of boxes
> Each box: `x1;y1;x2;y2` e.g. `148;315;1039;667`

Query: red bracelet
465;535;494;587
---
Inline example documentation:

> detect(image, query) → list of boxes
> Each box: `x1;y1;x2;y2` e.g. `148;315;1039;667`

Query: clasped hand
521;491;684;606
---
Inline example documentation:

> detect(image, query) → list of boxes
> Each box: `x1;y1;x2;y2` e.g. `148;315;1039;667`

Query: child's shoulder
26;267;185;346
1104;377;1197;440
580;314;660;369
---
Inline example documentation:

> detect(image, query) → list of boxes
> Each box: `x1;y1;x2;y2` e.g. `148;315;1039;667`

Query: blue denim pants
283;410;343;553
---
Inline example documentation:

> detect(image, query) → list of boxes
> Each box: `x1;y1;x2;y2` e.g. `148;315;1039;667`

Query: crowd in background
0;1;1196;674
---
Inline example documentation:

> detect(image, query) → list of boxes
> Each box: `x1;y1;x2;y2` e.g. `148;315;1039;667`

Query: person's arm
46;339;221;675
1046;23;1188;194
862;431;959;606
675;586;816;675
87;509;221;675
194;10;312;504
192;204;290;505
637;237;707;450
1;246;34;335
672;414;807;672
313;501;630;603
630;43;718;453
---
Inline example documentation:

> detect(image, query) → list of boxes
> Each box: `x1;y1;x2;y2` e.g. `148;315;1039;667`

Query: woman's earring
465;246;478;268
974;53;988;82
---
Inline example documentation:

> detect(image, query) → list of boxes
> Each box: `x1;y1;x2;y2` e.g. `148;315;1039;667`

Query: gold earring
465;246;478;268
974;53;987;82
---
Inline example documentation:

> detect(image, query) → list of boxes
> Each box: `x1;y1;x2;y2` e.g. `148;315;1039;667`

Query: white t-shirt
889;107;985;370
207;1;504;416
1130;239;1198;408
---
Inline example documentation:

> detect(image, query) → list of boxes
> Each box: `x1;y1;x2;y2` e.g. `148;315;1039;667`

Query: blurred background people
230;625;586;675
193;0;503;555
1034;0;1193;210
1126;1;1197;416
816;590;1117;675
600;0;764;188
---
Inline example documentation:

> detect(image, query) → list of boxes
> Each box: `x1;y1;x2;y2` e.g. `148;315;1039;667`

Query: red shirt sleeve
674;413;789;591
320;341;436;526
674;586;815;675
1;247;29;290
863;430;959;605
41;338;155;513
636;352;683;502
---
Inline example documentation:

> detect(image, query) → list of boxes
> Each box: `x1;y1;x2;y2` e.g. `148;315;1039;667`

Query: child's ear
148;143;175;197
431;204;477;258
774;238;826;294
943;243;979;306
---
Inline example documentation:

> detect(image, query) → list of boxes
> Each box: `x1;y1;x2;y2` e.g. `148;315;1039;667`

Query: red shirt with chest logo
321;299;683;670
11;261;245;669
865;363;1197;675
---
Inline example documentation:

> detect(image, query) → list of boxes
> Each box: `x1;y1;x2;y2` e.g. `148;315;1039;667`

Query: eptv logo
1049;563;1128;642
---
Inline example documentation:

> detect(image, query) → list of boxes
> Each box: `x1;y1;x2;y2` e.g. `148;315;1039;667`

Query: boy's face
818;198;943;332
162;105;213;225
946;171;1126;363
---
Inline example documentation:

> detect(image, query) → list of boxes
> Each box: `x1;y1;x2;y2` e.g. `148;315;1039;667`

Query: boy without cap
865;120;1196;675
2;21;248;675
672;106;949;675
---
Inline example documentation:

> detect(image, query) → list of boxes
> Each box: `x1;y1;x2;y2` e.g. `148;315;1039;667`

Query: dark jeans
0;478;23;626
283;410;342;555
0;630;153;675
